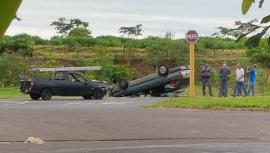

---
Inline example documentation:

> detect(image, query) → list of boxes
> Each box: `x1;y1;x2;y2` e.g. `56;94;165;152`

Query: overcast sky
5;0;270;39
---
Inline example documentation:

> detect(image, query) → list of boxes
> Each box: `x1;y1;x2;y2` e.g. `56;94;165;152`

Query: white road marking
100;101;137;105
62;102;84;106
0;97;160;107
0;100;15;103
1;101;31;106
17;101;30;105
80;103;93;105
0;142;10;145
34;143;247;153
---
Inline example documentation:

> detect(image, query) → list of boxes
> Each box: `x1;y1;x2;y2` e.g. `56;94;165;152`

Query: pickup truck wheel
40;89;52;100
158;64;169;77
93;88;104;100
119;79;129;90
30;94;40;100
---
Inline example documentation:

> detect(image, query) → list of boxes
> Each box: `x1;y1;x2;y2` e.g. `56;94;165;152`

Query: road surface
0;97;270;153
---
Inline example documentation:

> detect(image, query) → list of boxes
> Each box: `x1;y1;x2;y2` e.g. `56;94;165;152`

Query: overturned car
110;65;190;97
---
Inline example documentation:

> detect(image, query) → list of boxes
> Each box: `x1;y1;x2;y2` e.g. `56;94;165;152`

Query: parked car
20;67;107;100
110;65;190;97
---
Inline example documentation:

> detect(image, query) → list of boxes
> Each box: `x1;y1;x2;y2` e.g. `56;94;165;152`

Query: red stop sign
186;30;199;43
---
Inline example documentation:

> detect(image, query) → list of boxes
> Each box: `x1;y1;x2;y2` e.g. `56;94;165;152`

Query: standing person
201;61;213;96
247;64;257;96
219;62;231;97
233;63;246;97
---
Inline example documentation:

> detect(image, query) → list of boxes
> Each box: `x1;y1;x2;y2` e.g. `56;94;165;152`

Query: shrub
0;53;27;87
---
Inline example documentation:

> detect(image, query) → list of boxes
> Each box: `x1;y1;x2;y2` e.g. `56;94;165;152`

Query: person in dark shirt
247;64;257;96
219;62;231;97
201;62;213;96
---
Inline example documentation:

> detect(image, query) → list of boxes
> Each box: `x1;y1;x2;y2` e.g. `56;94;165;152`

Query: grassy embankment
148;96;270;111
0;87;26;99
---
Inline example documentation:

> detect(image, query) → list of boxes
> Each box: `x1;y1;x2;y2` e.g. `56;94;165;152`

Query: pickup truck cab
20;68;107;100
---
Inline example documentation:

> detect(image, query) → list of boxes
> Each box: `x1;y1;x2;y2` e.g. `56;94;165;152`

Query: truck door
67;73;89;96
53;72;69;95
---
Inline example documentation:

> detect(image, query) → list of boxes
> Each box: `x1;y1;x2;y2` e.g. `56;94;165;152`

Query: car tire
119;79;129;90
93;88;105;100
30;94;40;100
158;64;169;77
82;95;92;99
40;88;52;100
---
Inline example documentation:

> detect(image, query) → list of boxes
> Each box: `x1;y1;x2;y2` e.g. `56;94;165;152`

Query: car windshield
71;73;86;82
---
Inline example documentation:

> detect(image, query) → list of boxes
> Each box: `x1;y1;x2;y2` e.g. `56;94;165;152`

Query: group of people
201;61;257;97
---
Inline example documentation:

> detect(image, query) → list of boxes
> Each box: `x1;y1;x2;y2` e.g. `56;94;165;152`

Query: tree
215;0;269;48
135;24;143;37
51;17;90;37
165;31;175;40
68;27;91;37
119;24;143;38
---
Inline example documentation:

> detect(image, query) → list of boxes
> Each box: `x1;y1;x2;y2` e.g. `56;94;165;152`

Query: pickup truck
110;65;190;97
20;68;107;100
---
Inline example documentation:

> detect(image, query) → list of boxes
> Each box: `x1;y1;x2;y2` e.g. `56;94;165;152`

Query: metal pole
189;43;195;97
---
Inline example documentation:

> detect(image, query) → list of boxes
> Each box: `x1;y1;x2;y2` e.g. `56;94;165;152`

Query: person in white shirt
233;63;247;96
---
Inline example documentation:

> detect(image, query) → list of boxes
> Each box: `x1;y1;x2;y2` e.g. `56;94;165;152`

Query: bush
0;35;34;57
0;53;27;87
13;34;48;45
78;57;135;84
246;39;270;67
50;36;96;48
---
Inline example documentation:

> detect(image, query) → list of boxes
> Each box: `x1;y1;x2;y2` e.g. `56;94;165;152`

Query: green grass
148;96;270;111
0;87;26;99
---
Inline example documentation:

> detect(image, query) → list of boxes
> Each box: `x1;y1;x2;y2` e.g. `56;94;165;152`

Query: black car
110;65;190;97
20;68;107;100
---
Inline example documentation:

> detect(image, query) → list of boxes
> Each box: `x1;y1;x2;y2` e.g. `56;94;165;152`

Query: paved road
1;97;270;153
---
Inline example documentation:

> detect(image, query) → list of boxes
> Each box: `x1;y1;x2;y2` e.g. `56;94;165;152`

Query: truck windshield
71;73;86;82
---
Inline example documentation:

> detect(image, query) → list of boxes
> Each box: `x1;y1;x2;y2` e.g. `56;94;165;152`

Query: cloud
5;0;262;38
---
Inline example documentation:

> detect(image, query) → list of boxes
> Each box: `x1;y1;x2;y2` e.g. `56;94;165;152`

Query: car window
67;74;75;82
54;72;65;80
71;73;86;82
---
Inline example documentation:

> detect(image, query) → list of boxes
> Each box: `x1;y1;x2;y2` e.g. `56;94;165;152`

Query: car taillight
27;79;34;87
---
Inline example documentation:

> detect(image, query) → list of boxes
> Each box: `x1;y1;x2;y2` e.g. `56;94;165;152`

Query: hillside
0;34;270;96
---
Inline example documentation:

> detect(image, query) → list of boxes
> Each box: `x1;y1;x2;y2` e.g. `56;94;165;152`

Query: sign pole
189;43;195;97
185;30;198;97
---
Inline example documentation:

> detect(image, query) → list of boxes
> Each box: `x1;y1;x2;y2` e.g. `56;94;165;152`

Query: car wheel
119;79;129;90
93;88;105;100
83;95;92;99
30;94;40;100
158;64;169;77
40;89;52;100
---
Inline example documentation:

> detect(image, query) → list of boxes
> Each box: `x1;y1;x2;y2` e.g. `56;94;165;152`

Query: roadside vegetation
148;97;270;111
0;32;248;87
0;87;26;99
0;17;270;100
